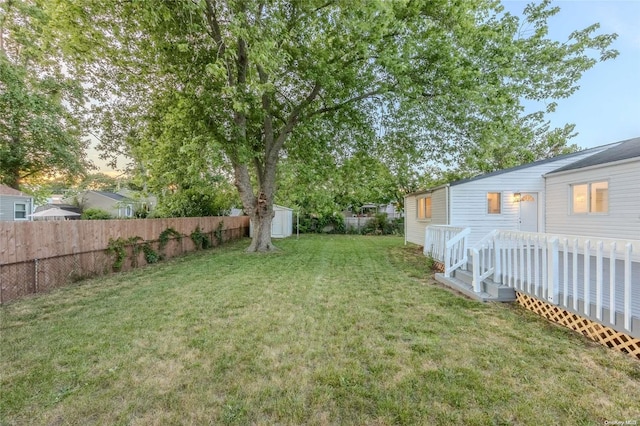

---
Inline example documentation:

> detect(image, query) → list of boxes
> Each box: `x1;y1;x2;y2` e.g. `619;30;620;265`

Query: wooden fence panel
0;216;250;303
0;216;249;264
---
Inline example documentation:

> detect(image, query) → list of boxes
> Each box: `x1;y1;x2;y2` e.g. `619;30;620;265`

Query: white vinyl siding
403;146;612;247
546;160;640;240
405;187;448;246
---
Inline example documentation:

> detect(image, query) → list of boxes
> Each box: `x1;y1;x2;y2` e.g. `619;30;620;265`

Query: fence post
546;237;559;303
34;258;39;294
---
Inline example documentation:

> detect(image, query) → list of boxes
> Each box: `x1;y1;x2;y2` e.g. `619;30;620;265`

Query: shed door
519;192;538;232
272;211;283;237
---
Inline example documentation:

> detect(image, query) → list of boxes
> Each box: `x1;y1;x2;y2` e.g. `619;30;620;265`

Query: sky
502;0;640;149
90;1;640;173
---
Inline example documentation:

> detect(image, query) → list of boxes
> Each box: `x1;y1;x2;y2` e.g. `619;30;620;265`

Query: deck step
436;271;516;302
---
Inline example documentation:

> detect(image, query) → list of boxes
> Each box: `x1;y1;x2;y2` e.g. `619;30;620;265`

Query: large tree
51;0;616;251
0;0;89;189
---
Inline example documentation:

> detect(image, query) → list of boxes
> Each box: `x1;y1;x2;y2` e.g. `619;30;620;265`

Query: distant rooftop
0;184;29;197
93;191;131;201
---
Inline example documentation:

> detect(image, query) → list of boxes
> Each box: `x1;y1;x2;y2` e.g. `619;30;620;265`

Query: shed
250;205;294;239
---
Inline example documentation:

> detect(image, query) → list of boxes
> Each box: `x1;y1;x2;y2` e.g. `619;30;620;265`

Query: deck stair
435;267;516;302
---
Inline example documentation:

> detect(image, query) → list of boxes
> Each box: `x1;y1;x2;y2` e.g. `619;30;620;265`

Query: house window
572;181;608;214
417;196;432;219
487;192;501;214
14;203;27;220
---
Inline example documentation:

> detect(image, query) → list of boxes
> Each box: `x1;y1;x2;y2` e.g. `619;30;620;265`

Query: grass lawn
1;235;639;425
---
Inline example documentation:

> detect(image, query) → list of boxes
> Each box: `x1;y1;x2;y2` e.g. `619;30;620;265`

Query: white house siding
449;181;524;247
403;147;611;248
545;159;640;240
405;187;448;246
447;149;608;247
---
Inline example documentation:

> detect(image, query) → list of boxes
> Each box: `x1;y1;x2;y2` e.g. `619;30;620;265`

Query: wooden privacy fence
0;216;250;303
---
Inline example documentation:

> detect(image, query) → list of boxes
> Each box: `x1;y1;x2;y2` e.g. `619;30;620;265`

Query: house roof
546;136;640;174
405;142;618;198
448;144;615;187
93;191;132;202
0;184;30;197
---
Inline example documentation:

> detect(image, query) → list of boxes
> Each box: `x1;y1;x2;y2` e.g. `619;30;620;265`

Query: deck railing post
584;240;591;316
547;237;559;303
624;243;632;331
572;239;579;310
596;241;604;321
494;236;502;284
472;248;481;292
609;242;616;325
562;238;569;307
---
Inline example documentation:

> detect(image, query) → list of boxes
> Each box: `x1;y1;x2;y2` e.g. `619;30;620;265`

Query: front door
519;192;538;232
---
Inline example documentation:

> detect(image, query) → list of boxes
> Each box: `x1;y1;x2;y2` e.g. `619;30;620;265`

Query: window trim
570;180;609;215
486;192;502;215
14;202;28;220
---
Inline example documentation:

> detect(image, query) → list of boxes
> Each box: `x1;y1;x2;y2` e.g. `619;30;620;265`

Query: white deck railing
471;230;640;334
424;225;471;277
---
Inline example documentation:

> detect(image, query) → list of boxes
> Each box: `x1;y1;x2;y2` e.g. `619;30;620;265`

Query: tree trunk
233;163;278;252
248;206;276;252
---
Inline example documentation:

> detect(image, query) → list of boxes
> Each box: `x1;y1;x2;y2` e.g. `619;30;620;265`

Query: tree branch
271;82;321;155
204;0;225;54
310;87;387;117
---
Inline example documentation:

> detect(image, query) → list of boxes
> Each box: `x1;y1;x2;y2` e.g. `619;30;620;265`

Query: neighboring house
544;137;640;240
67;190;136;218
0;185;33;222
116;188;157;216
404;144;613;247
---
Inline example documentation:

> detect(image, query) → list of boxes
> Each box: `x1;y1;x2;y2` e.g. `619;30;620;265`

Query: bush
296;212;345;234
362;214;404;236
81;208;112;220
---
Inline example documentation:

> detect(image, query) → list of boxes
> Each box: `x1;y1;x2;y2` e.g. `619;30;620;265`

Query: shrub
190;226;211;250
362;215;404;236
296;212;345;234
81;208;112;220
362;213;390;235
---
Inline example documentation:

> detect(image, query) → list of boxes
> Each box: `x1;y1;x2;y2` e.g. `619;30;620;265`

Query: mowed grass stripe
1;235;639;425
